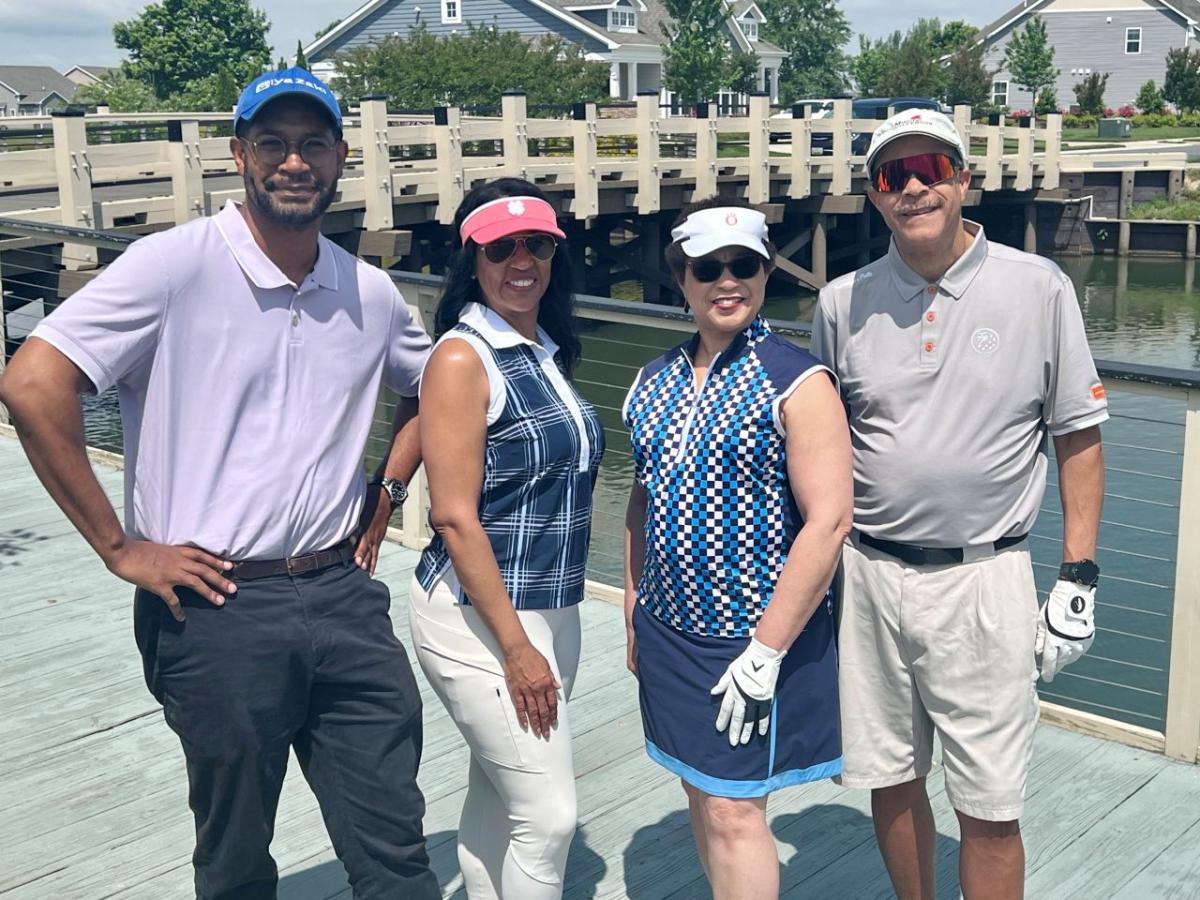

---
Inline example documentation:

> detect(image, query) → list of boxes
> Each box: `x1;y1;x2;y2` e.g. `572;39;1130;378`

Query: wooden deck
1;430;1198;899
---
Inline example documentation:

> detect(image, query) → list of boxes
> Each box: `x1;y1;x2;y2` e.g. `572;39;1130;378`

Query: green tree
315;19;342;40
330;25;609;109
1002;16;1060;114
1164;47;1200;113
113;0;271;100
726;51;760;96
943;43;991;109
881;20;943;98
295;40;308;70
1135;79;1166;115
173;66;243;111
930;20;979;58
759;0;849;102
1073;72;1109;116
73;70;162;113
660;0;734;104
850;31;902;96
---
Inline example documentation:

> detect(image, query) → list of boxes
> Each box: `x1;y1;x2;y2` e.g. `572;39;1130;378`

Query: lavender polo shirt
31;200;431;560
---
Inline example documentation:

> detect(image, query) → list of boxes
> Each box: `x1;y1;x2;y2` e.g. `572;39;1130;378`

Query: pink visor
459;196;567;246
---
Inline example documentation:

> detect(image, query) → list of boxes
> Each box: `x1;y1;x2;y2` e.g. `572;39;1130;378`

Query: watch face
383;479;408;505
1063;559;1100;586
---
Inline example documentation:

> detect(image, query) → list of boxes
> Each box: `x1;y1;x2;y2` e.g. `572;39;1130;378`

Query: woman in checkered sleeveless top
622;196;853;899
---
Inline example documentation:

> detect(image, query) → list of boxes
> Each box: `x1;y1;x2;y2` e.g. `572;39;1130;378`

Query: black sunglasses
480;234;558;264
242;136;337;167
688;254;764;283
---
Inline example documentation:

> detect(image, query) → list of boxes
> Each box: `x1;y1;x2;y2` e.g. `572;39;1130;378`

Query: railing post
983;111;1005;192
167;119;205;225
830;98;852;196
747;92;771;204
1165;388;1200;763
0;253;7;425
51;108;97;270
1043;112;1062;190
433;105;463;225
693;102;717;200
1014;115;1034;191
953;105;972;165
571;102;598;219
635;90;661;215
359;95;394;231
789;102;813;200
501;91;529;180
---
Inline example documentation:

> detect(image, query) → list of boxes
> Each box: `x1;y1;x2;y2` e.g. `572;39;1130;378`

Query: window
992;80;1009;107
441;0;461;24
741;18;758;42
608;8;636;32
1126;27;1141;54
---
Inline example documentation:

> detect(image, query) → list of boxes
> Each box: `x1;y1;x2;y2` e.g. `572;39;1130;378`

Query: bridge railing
0;93;1087;236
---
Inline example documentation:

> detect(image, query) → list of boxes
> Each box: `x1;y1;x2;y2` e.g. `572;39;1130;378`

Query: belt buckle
286;553;317;576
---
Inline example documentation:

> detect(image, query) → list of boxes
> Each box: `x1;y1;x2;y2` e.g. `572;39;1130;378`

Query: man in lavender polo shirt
0;69;440;899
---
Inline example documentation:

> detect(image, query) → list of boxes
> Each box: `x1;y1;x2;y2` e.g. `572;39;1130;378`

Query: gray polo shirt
32;200;431;560
812;222;1108;547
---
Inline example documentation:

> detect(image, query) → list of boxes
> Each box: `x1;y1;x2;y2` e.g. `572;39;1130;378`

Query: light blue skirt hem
645;739;843;799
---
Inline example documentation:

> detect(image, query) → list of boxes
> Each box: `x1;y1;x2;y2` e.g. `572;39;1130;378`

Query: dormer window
441;0;461;24
609;8;637;32
741;18;758;42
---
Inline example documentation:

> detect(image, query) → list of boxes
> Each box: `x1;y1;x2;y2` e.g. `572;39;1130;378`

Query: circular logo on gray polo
971;327;1000;355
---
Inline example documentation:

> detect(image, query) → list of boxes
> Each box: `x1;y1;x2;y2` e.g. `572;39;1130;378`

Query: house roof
981;0;1200;41
0;66;78;105
65;65;118;79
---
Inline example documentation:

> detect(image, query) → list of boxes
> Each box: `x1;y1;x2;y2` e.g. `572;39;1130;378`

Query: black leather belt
856;531;1028;567
229;539;355;581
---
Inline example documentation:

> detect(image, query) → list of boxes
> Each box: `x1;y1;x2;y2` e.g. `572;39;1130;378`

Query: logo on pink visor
460;196;567;246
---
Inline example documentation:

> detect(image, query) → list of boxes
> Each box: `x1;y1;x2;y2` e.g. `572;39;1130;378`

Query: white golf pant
409;573;581;900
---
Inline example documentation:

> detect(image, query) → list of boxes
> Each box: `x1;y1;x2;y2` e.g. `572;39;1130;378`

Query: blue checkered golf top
622;317;831;637
416;304;604;610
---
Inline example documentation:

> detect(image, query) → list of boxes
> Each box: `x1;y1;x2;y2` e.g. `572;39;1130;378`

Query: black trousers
133;560;440;900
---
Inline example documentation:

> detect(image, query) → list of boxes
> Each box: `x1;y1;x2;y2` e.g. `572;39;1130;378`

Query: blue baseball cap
234;67;342;132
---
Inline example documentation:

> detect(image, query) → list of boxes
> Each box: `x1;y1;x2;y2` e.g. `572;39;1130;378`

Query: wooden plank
1166;388;1200;762
1110;815;1200;899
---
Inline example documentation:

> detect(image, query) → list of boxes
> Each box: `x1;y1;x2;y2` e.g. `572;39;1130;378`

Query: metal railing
2;221;1197;768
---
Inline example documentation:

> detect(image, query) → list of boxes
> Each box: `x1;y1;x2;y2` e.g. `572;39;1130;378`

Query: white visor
670;207;770;259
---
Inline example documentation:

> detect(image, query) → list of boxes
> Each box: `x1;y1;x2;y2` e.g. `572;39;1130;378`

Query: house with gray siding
0;66;77;117
979;0;1200;111
302;0;785;105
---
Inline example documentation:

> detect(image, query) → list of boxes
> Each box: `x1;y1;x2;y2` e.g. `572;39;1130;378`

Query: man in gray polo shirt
0;69;440;899
812;109;1107;899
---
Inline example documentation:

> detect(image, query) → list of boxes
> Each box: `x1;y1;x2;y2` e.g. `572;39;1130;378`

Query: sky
0;0;1017;73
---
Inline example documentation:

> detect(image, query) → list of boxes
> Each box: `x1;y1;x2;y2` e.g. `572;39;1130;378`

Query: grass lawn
1128;194;1200;220
1061;126;1200;142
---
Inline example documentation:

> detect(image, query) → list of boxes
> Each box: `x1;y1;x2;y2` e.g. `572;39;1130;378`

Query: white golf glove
1036;580;1096;682
711;638;785;747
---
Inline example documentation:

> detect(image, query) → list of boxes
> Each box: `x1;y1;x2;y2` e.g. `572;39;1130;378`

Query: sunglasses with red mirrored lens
870;152;960;193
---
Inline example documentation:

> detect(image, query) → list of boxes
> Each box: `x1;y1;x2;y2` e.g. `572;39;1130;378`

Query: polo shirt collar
215;200;339;292
461;302;560;358
683;315;769;371
887;219;987;302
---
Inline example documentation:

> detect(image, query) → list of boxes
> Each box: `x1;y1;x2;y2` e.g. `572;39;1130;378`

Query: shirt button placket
921;285;939;368
290;289;302;345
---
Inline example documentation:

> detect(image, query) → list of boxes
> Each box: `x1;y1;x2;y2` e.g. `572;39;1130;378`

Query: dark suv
809;97;941;156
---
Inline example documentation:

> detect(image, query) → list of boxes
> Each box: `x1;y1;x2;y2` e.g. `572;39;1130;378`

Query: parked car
769;99;834;143
810;96;940;155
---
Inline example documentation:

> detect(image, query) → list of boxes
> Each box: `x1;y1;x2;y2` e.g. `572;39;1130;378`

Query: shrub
1136;80;1166;114
1073;72;1108;115
1116;104;1137;118
1180;111;1200;127
1063;113;1097;129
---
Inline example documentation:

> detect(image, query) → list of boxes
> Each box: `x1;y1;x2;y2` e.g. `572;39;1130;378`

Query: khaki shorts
837;534;1040;822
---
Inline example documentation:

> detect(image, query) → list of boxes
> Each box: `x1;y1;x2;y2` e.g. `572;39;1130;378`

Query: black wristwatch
371;476;409;507
1059;559;1100;587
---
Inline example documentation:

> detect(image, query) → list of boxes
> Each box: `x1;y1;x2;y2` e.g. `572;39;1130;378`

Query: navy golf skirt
633;598;842;798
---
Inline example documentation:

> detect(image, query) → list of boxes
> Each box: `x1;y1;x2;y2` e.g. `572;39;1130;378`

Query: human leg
957;813;1024;900
872;778;937;900
690;791;777;900
682;780;712;879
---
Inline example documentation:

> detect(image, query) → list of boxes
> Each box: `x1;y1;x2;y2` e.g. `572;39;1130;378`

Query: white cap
865;108;966;172
670;206;770;259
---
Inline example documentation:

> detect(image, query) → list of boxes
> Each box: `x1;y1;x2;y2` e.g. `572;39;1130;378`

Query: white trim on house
608;8;637;31
1126;25;1143;52
993;79;1010;106
441;0;462;24
982;0;1196;42
564;1;647;10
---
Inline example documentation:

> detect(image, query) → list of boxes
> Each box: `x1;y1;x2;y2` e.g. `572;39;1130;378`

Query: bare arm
0;338;233;619
1054;425;1104;562
355;394;421;574
420;339;559;739
753;373;854;652
623;480;648;676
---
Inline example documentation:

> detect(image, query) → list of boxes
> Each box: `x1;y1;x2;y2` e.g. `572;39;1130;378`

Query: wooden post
501;91;529;180
983;112;1004;192
433;106;463;225
788;102;812;200
1118;220;1131;257
694;102;718;200
1024;202;1038;253
167;119;205;225
359;95;394;231
571;102;598;219
635;91;661;215
1187;223;1197;260
812;213;828;284
1119;170;1136;219
747;92;771;204
1042;112;1062;191
1165;388;1200;764
857;207;872;267
0;253;7;425
1169;169;1184;200
641;214;661;304
830;98;851;196
51;108;97;270
953;105;972;164
1014;116;1034;192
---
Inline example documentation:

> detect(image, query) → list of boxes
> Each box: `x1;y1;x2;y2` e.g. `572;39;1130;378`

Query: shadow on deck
1;434;1197;899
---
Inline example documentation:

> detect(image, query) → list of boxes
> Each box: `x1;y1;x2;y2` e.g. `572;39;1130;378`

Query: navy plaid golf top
622;317;832;637
416;303;604;610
